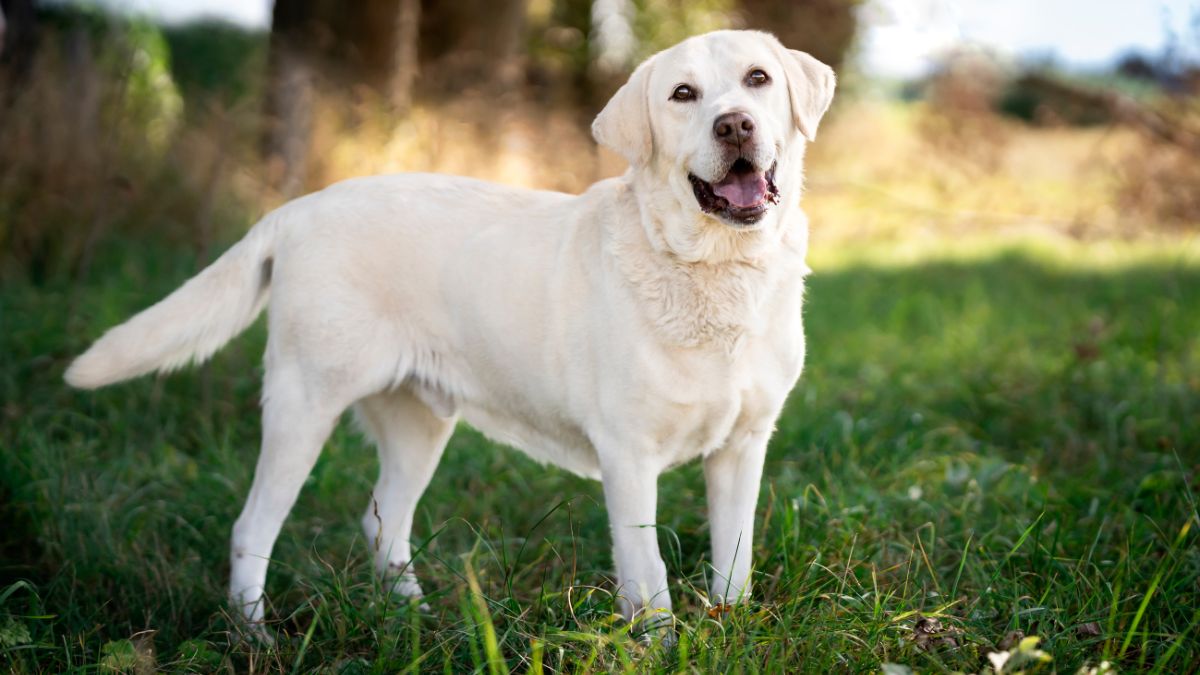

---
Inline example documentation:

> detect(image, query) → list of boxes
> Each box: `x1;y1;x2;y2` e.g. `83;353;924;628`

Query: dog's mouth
688;159;779;226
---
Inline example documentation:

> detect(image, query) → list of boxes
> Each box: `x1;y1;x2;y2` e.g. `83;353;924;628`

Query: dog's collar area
688;160;779;226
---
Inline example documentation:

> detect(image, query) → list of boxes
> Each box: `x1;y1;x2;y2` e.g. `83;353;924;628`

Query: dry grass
803;100;1197;247
0;35;260;279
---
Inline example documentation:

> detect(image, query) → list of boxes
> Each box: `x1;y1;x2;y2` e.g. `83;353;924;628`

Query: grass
3;10;1198;670
1;233;1197;673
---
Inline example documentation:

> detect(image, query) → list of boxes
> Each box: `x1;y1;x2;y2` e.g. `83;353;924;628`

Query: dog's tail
65;215;282;390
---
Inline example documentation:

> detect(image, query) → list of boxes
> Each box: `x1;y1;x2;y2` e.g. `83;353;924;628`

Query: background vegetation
1;0;1198;672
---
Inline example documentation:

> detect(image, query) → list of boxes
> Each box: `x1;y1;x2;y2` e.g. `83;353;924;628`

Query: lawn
1;237;1198;673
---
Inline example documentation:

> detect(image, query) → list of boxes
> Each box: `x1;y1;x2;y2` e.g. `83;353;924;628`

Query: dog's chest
602;251;808;468
646;374;743;468
630;320;804;470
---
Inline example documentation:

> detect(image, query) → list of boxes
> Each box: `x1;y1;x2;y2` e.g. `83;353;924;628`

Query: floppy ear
592;58;655;166
778;49;836;141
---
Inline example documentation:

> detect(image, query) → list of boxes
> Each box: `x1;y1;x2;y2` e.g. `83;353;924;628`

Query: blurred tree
258;0;862;194
264;0;423;196
529;0;731;108
263;0;317;197
162;20;267;104
524;0;592;106
590;0;634;76
584;0;633;104
262;0;531;193
390;0;420;109
1116;53;1158;82
0;0;38;91
419;0;528;94
736;0;860;69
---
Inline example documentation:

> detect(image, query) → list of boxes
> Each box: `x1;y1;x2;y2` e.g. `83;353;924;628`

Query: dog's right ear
592;58;655;167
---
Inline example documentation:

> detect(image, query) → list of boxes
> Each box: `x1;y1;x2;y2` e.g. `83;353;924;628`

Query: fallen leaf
706;603;732;618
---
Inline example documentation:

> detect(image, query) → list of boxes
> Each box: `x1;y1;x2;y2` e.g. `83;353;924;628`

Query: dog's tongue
712;170;768;208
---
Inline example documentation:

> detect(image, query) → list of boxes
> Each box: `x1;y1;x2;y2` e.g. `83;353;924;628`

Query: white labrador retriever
66;30;834;631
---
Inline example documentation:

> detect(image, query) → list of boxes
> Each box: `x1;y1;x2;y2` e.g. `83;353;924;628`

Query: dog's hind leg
356;389;456;603
228;364;347;628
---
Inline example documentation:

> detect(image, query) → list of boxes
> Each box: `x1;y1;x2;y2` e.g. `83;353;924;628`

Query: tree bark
263;0;318;198
419;0;528;95
737;0;859;70
389;0;420;111
263;0;427;193
0;0;38;91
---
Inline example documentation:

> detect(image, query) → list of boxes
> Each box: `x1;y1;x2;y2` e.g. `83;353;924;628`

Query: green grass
2;238;1198;673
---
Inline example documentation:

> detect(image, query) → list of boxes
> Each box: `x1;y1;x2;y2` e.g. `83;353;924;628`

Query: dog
66;29;835;633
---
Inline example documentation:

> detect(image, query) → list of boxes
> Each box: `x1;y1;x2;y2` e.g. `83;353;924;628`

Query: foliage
161;19;267;105
0;10;240;282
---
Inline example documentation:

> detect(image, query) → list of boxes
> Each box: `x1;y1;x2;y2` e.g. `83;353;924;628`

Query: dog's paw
385;569;431;612
627;607;677;647
231;620;277;649
388;573;424;599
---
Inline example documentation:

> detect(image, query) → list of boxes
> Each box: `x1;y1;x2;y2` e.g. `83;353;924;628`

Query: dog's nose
713;112;755;147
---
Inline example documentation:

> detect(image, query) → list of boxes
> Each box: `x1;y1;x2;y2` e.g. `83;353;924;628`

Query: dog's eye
670;84;697;102
746;69;770;87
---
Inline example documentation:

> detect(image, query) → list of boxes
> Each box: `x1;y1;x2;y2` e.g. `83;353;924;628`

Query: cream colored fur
66;30;835;635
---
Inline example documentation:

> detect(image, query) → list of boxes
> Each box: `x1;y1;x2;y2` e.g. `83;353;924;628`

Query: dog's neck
606;176;809;352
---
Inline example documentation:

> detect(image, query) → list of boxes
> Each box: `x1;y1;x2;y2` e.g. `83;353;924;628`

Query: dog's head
593;30;835;260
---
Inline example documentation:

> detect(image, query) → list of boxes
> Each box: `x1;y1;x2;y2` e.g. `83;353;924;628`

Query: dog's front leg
598;449;672;630
704;429;769;606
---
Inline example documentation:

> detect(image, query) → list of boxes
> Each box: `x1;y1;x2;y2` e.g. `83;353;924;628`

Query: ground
2;234;1197;673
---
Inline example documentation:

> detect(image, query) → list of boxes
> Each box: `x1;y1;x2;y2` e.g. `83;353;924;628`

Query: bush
0;9;259;282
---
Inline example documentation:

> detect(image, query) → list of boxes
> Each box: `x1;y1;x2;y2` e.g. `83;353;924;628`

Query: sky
860;0;1199;77
87;0;1199;78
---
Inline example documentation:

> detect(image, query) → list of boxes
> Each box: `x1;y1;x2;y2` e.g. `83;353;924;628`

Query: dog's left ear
777;48;836;141
592;58;655;166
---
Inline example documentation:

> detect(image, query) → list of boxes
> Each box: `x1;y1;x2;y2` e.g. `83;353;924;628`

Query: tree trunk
419;0;528;95
263;0;318;198
389;0;420;111
737;0;859;70
491;0;527;88
0;0;38;92
263;0;426;193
